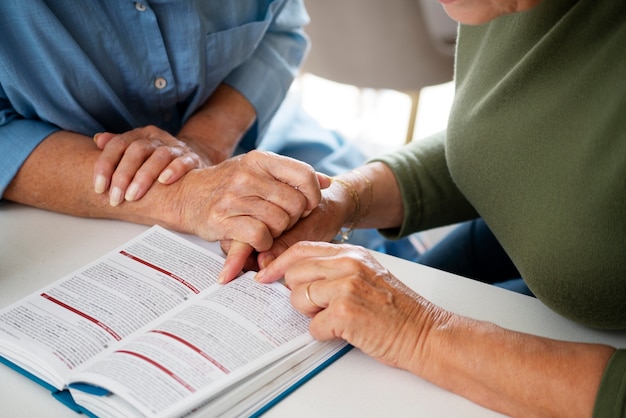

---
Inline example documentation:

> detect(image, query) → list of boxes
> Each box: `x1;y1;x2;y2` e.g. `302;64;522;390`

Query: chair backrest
301;0;457;92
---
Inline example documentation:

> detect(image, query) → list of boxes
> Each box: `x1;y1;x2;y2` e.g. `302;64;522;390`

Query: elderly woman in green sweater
224;0;626;416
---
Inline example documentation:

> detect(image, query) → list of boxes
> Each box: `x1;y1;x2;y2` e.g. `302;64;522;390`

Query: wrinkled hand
218;177;347;282
93;126;211;206
218;170;333;283
255;241;441;371
166;151;329;282
253;179;352;270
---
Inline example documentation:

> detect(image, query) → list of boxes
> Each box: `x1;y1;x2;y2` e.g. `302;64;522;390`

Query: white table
2;202;625;417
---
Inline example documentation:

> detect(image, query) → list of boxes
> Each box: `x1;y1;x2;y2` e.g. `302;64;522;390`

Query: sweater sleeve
369;131;479;239
594;350;626;418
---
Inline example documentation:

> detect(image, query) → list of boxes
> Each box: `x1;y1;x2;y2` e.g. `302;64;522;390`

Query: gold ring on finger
305;282;322;309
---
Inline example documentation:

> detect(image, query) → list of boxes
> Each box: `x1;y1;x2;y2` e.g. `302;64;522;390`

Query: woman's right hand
255;241;438;371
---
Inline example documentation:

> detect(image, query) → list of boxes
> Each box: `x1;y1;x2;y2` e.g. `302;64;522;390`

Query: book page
186;340;351;418
0;226;227;389
69;274;313;417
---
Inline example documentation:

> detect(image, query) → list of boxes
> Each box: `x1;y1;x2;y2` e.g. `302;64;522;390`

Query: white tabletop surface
1;202;625;417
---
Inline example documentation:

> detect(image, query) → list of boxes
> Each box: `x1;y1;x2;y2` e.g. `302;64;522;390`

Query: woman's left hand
93;127;211;206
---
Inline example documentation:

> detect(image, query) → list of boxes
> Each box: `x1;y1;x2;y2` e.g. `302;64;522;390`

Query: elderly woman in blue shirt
1;0;328;251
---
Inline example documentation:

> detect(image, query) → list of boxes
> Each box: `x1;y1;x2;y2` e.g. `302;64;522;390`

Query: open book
0;226;350;417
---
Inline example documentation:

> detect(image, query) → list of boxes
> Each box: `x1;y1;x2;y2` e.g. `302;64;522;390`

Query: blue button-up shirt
0;0;309;195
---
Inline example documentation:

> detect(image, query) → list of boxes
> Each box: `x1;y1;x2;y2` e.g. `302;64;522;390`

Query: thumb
92;132;116;150
317;172;332;189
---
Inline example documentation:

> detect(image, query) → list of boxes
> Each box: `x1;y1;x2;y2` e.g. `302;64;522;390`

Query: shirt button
135;2;147;11
154;77;167;89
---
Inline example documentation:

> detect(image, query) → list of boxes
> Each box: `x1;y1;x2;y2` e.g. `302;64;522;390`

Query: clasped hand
90;125;336;283
93;126;212;206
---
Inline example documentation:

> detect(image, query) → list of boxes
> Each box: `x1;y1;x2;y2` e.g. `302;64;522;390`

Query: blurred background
293;0;458;248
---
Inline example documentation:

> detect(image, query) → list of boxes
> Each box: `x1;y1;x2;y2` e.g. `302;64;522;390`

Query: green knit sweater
375;0;625;415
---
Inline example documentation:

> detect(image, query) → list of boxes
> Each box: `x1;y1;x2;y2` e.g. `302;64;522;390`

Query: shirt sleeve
369;131;479;239
0;95;59;197
223;0;309;144
593;349;626;418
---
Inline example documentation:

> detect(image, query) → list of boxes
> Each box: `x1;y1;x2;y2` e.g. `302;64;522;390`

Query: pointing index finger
218;241;254;284
255;241;341;284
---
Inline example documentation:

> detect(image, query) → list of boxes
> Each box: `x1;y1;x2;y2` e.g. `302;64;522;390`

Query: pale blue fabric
258;93;366;175
0;0;419;258
0;0;308;195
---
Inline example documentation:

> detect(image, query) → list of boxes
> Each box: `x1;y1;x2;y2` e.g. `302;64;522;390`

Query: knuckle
93;157;113;172
126;138;149;153
181;153;200;167
332;298;358;323
291;241;312;255
153;146;177;160
232;172;255;189
113;134;132;148
345;255;365;271
131;169;154;185
301;162;317;178
111;171;134;186
247;149;263;159
142;125;159;136
338;275;363;295
273;213;291;237
250;228;273;251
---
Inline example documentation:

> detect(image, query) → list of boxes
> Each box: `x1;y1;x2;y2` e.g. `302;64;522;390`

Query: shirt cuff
0;119;59;197
224;52;296;141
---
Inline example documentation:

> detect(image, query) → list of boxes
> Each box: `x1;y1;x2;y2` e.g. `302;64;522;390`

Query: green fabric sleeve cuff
368;131;478;239
593;349;626;418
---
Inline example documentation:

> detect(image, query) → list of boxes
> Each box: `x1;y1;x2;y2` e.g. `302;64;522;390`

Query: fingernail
218;268;231;283
318;172;333;188
110;187;123;207
259;254;275;270
158;169;173;183
217;264;230;284
94;174;107;194
125;183;139;201
93;132;103;145
254;269;265;282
